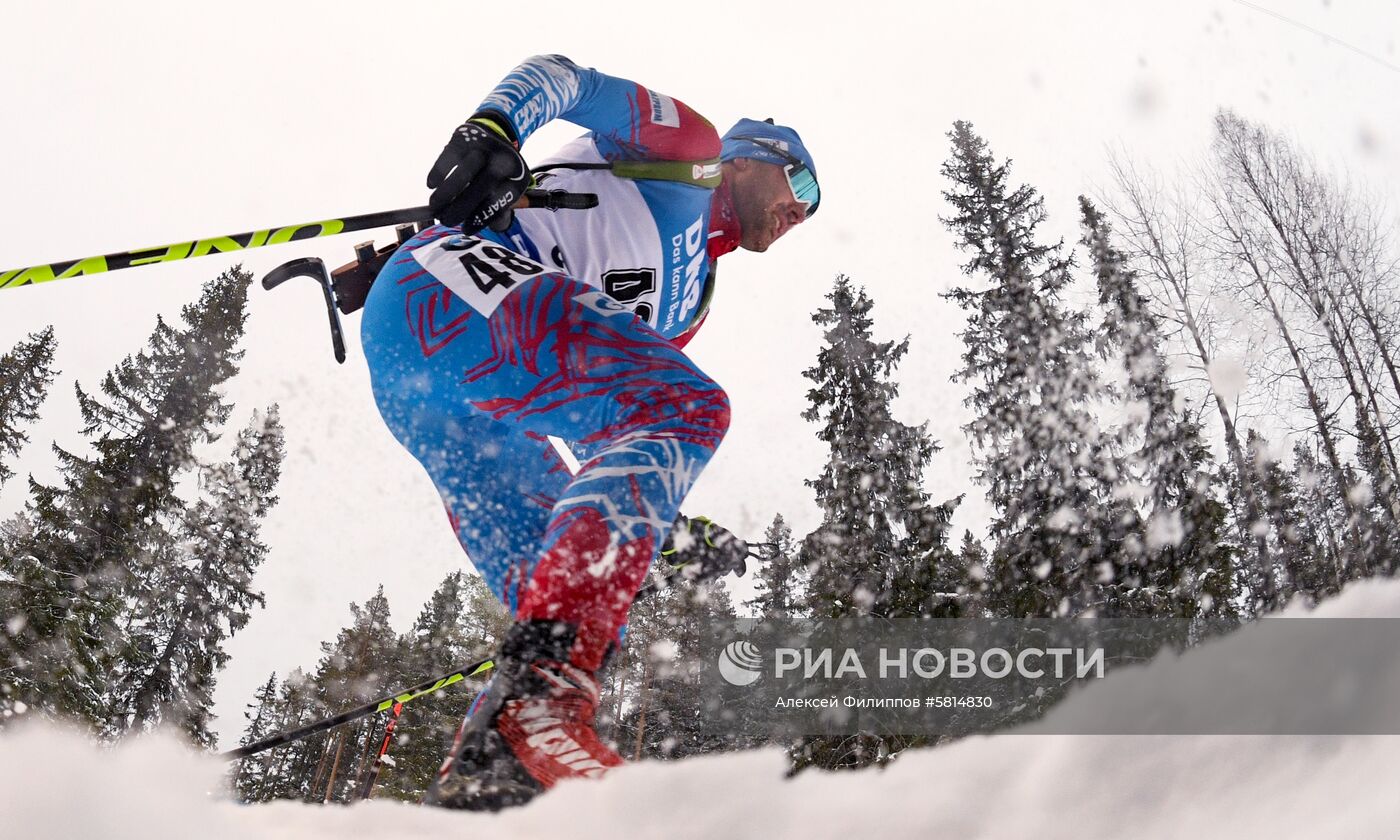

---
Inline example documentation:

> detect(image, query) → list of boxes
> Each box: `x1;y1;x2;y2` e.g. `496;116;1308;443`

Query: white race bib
412;235;549;316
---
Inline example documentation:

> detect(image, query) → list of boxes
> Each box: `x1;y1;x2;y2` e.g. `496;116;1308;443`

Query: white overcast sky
2;1;1397;749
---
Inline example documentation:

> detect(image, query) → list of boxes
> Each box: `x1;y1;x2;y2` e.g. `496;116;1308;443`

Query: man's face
728;158;810;252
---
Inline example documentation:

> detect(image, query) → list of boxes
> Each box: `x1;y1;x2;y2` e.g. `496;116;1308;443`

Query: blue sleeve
475;55;720;163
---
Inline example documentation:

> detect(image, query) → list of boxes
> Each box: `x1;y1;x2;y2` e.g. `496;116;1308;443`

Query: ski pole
0;207;434;292
359;700;405;800
0;191;598;293
221;658;492;761
222;542;771;762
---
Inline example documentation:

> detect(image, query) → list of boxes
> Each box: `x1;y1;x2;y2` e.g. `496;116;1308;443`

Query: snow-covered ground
5;580;1400;839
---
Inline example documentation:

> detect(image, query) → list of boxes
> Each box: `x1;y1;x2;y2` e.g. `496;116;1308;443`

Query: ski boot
424;619;623;811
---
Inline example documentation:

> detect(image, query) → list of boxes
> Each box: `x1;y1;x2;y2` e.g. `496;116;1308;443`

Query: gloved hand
660;515;748;583
425;113;531;233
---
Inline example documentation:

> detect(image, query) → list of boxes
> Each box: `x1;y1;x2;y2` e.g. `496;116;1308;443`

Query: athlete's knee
706;384;732;442
622;374;730;452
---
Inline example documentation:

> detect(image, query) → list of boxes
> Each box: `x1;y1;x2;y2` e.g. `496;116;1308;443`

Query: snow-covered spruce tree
614;579;750;761
109;407;285;745
953;530;992;615
0;268;251;727
1291;436;1389;590
0;326;58;488
229;574;509;802
309;586;403;803
1244;433;1333;606
799;275;960;621
259;669;327;802
232;672;283;803
599;576;673;756
1287;442;1348;593
745;514;810;619
459;567;512;646
374;571;506;802
1081;197;1236;619
377;572;475;802
939;122;1121;619
789;276;960;773
0;327;60;718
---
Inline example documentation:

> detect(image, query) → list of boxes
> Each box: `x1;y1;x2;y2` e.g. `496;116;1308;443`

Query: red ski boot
424;620;624;811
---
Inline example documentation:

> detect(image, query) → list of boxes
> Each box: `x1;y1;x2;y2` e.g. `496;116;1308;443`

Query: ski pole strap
745;542;781;562
0;206;436;292
520;189;599;211
533;158;723;189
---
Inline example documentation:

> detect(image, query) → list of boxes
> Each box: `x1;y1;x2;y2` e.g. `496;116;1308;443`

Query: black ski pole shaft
1;207;435;292
219;560;708;763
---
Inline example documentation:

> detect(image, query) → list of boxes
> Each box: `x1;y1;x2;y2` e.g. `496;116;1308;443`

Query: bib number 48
456;242;543;293
415;235;548;316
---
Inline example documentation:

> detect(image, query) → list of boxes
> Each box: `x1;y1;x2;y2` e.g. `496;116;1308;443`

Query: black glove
425;113;530;233
660;515;748;584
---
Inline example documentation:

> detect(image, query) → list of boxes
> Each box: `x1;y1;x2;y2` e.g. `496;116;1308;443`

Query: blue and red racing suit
361;55;742;672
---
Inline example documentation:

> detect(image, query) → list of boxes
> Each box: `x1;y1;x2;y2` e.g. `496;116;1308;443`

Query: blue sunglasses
731;136;820;218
